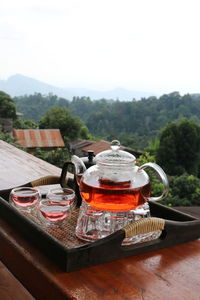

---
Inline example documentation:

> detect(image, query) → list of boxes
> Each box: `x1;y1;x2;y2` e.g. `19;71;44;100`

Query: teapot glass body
79;163;151;211
74;141;169;243
73;140;168;212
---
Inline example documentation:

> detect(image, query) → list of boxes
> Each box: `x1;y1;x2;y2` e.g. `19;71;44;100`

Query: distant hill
0;74;155;101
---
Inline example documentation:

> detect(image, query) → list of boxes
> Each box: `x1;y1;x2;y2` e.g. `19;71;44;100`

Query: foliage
14;91;200;150
13;118;38;129
39;106;84;140
160;173;200;206
0;91;17;119
14;93;70;122
137;151;156;165
145;137;160;156
137;152;200;207
156;118;200;176
33;148;70;168
79;125;93;140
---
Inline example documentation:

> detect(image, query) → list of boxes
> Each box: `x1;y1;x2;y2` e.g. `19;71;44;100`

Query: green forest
14;92;200;149
1;90;200;207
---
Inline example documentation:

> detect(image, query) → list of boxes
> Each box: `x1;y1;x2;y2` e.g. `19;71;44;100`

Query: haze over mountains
0;74;156;101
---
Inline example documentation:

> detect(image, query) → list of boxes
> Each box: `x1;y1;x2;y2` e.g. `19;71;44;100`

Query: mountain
0;74;155;101
0;74;75;99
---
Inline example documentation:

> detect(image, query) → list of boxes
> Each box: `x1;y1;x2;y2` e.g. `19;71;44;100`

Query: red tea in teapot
80;177;151;211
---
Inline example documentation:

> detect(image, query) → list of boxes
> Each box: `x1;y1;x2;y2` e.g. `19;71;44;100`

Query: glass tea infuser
72;140;169;243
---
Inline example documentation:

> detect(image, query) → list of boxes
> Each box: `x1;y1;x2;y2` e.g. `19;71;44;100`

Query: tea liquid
80;178;151;211
12;193;38;207
39;206;68;221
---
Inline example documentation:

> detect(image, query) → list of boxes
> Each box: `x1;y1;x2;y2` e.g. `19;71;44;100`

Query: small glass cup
38;187;75;226
76;201;104;241
9;187;41;212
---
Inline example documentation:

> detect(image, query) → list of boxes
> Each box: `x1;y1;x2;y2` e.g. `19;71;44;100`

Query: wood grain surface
0;140;60;190
0;261;34;300
0;140;200;300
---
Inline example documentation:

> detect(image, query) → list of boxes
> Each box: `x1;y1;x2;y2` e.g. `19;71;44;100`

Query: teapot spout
71;155;87;175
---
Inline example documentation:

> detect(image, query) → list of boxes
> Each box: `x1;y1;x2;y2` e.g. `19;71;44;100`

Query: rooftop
13;129;65;148
82;140;125;156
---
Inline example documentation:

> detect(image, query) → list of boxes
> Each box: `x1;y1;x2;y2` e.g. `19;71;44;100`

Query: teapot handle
138;162;169;201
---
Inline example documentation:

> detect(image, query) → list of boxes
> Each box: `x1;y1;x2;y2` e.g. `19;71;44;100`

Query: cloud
27;5;66;17
0;23;23;40
1;0;200;93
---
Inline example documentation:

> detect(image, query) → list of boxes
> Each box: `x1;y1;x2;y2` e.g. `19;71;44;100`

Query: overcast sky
1;0;200;95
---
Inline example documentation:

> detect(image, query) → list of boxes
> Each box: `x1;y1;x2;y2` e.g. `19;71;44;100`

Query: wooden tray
0;195;199;272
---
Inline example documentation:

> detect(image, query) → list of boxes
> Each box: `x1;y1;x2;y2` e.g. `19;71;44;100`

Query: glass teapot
72;140;169;212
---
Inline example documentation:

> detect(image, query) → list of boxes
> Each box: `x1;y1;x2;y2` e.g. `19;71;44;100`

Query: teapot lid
95;140;136;165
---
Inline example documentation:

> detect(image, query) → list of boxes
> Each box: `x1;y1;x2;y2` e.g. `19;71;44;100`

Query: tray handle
123;217;165;238
0;175;61;200
31;175;60;187
0;161;75;200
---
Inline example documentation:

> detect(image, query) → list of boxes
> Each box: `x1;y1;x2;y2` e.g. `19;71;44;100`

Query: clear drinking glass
38;187;75;226
9;187;41;212
76;201;104;241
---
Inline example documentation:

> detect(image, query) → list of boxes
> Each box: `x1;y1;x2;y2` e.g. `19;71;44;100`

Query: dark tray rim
0;195;199;272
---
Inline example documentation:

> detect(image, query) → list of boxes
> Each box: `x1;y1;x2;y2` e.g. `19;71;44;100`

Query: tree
79;126;93;139
33;148;70;168
0;91;16;119
39;106;84;140
177;119;200;175
13;118;38;129
160;173;200;206
14;93;70;122
14;91;200;151
156;118;200;176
